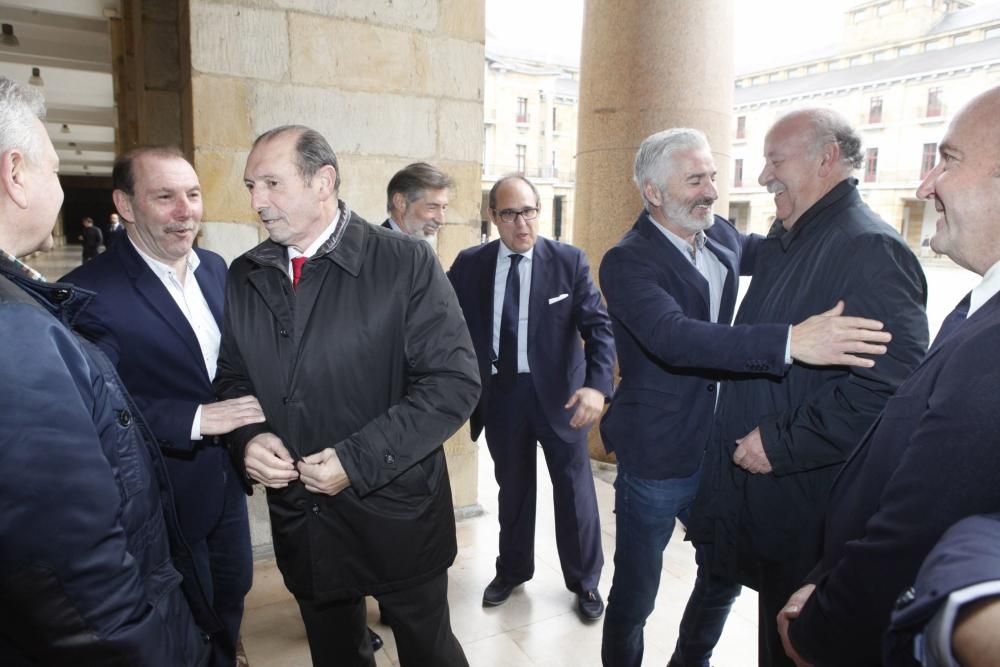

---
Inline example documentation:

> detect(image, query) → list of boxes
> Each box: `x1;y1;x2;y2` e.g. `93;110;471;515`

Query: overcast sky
486;0;850;72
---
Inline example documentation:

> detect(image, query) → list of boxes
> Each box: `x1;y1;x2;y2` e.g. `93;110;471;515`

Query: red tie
291;256;307;288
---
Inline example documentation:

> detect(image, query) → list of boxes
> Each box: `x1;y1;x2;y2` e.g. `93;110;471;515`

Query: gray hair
797;108;864;170
253;125;341;191
386;162;454;212
488;174;541;210
0;76;46;163
634;128;710;210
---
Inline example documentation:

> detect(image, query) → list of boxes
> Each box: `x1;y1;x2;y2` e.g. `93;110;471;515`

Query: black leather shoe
482;576;518;606
368;627;383;652
577;589;605;620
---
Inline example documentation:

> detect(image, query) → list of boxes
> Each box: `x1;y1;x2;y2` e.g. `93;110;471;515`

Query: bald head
916;86;1000;274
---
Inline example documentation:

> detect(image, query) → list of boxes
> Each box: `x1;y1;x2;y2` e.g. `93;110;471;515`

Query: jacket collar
769;178;859;251
0;253;94;327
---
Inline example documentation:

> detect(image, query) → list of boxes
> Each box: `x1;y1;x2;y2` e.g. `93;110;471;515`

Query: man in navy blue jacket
599;128;897;667
780;86;1000;667
63;148;265;666
449;174;616;620
0;75;215;666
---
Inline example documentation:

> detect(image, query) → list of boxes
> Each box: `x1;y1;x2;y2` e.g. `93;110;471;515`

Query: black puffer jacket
0;257;217;666
216;207;480;601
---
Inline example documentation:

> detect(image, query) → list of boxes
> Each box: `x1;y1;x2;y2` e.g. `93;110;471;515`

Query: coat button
118;409;132;427
279;328;289;337
51;288;71;303
384;452;395;465
894;586;916;610
707;384;715;392
311;503;320;515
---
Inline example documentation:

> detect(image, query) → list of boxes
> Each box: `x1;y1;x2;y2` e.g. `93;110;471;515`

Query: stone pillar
574;0;735;459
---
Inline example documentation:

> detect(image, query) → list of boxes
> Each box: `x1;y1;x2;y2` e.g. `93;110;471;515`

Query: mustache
163;223;195;233
766;180;786;194
690;197;716;208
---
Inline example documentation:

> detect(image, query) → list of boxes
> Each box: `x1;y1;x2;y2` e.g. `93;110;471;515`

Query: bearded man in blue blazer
63;147;265;666
448;174;616;620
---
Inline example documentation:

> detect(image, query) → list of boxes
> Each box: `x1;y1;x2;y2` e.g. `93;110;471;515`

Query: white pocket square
548;293;569;305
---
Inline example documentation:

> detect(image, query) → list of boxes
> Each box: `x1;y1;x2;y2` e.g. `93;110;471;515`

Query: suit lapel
478;241;500;350
527;237;551;350
118;241;208;376
637;216;711;317
194;253;224;326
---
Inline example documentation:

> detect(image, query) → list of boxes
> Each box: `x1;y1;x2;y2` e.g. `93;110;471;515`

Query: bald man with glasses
448;174;616;621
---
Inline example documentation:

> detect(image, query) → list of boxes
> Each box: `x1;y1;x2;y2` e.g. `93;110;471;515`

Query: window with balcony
515;144;526;174
927;87;943;117
921;142;937;178
864;148;879;182
736;115;746;140
516;97;528;123
733;158;743;187
869;96;883;124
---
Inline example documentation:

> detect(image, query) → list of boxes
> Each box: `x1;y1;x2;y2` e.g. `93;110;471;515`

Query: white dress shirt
288;213;341;275
130;238;219;440
492;242;534;375
968;257;1000;318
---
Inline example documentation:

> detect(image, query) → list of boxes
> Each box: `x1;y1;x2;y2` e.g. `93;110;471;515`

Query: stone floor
240;445;761;667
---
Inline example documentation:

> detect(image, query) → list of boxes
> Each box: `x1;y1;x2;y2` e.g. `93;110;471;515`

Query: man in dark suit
62;147;265;666
79;215;103;261
105;211;125;248
599;128;896;667
778;86;1000;667
448;174;616;620
382;162;452;242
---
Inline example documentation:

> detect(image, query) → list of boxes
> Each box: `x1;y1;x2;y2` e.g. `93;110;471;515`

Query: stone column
574;0;735;459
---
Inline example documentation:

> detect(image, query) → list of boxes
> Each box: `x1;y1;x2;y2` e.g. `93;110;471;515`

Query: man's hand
201;395;266;436
777;584;816;667
565;387;605;429
733;427;772;474
953;596;1000;667
297;448;351;496
245;432;299;488
790;300;891;368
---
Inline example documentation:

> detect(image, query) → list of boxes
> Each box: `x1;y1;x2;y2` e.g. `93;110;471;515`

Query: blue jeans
601;468;741;667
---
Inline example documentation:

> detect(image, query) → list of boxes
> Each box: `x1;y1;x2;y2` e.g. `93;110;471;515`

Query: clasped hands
244;433;350;495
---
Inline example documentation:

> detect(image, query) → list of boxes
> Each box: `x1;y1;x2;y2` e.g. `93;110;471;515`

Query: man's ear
643;181;663;208
1;149;30;210
391;192;408;214
818;142;842;178
314;164;337;200
111;189;134;223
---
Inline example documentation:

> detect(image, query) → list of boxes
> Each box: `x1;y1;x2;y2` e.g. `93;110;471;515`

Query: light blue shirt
492;242;534;374
646;213;726;323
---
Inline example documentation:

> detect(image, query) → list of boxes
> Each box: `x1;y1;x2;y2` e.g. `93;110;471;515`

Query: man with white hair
685;109;929;666
0;76;215;664
599;127;899;667
382;161;453;243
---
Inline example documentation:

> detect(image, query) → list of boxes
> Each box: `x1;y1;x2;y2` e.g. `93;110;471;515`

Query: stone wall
185;0;486;551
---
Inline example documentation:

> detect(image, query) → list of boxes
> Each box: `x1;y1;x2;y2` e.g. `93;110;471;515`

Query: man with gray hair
599;126;898;667
382;161;453;241
684;108;929;666
0;77;216;663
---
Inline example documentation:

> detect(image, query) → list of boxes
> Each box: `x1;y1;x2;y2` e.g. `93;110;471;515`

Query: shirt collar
385;217;404;233
646;211;706;261
0;248;46;282
290;211;342;260
970;258;1000;318
129;237;198;281
498;240;534;263
769;178;858;249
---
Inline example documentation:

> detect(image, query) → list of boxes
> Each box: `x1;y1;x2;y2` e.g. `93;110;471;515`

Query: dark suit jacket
448;236;615;442
886;512;1000;666
62;238;231;542
381;219;393;230
599;213;788;479
790;292;1000;666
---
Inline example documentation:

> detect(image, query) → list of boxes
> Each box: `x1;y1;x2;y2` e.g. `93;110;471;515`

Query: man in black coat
216;125;480;667
685;108;929;666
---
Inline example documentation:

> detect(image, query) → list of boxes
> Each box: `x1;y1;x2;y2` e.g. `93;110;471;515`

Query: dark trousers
484;374;603;593
752;558;810;667
601;468;741;667
296;571;467;667
188;466;253;667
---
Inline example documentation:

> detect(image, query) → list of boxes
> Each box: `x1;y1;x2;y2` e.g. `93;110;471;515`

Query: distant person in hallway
598;127;897;667
62;147;265;666
685;107;929;667
105;211;125;248
218;125;479;667
0;75;215;666
79;214;102;261
448;174;616;621
779;86;1000;667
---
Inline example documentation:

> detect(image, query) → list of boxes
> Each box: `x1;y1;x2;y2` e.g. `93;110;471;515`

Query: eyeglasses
494;207;539;224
